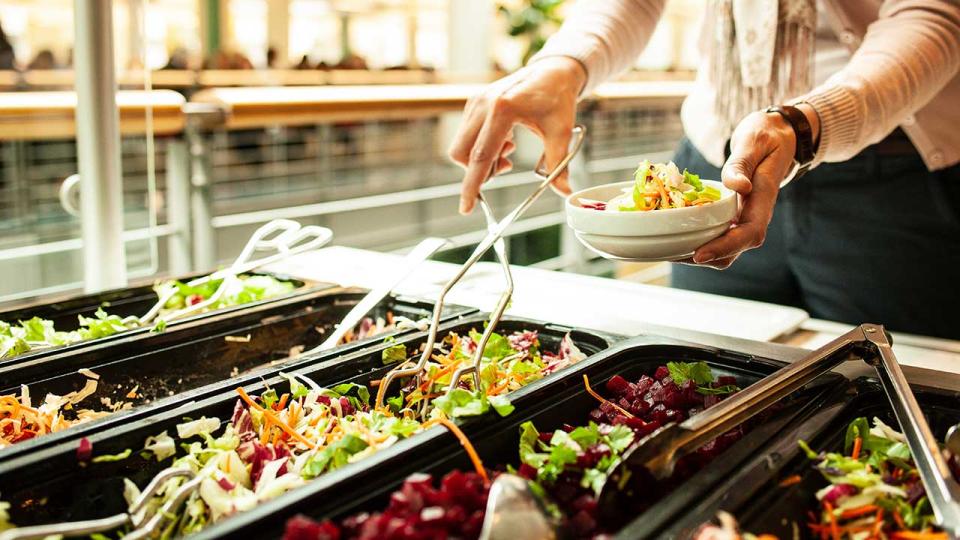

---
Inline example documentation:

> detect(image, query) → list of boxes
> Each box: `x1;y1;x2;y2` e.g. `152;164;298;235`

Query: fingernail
694;251;714;263
459;199;471;215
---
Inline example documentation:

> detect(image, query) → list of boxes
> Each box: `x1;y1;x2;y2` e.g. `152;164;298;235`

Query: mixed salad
0;274;297;360
382;329;585;421
0;311;419;450
695;417;953;540
579;161;721;212
0;329;586;537
0;372;120;448
282;362;745;540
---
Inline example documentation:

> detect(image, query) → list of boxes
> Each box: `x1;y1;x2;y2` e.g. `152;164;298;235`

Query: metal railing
0;81;690;302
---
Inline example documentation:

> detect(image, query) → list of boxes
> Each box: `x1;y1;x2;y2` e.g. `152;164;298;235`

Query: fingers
459;105;517;215
541;123;574;195
693;151;789;264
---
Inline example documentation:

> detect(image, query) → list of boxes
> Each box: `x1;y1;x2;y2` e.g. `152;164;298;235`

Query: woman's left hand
688;107;812;269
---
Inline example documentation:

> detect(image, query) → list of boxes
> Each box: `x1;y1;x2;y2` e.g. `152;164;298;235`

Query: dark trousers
670;136;960;340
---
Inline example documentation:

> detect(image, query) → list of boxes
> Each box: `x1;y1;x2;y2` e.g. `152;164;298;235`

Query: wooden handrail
191;80;692;129
0;80;691;139
0;90;186;140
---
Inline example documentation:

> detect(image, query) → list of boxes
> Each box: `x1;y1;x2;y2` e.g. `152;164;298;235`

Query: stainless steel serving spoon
480;324;960;540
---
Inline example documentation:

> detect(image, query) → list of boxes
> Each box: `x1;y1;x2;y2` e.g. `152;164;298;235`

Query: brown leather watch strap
766;105;817;177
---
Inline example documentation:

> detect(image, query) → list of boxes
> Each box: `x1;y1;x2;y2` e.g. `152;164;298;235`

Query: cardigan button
903;115;915;126
840;30;857;45
930;151;944;164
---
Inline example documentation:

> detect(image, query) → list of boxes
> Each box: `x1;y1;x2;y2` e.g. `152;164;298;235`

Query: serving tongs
373;125;586;412
302;236;451;354
0;469;202;540
481;324;960;540
139;218;333;325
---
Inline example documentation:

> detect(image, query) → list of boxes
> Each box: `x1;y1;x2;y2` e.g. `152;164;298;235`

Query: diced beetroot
716;375;737;386
517;462;538;480
539;432;553;443
562;423;576;433
654;366;671;381
635;375;655;395
283;515;341;540
605;375;632;396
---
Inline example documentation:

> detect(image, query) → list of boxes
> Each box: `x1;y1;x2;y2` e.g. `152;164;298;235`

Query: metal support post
165;138;192;274
183;103;225;271
73;0;127;292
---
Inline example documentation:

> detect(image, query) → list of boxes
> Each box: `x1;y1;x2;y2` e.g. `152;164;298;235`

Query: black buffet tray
658;378;960;539
0;290;474;461
0;271;326;367
185;336;847;540
0;315;616;529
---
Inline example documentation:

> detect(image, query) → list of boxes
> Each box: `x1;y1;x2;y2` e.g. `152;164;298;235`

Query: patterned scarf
707;0;817;132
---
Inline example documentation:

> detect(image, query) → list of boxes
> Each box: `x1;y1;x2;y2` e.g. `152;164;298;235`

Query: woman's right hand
448;56;586;215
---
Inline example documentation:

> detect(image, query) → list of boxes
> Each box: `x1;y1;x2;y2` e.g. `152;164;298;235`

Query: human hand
448;56;586;215
688;104;817;269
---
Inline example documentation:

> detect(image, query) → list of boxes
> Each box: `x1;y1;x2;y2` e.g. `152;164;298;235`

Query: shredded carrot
486;380;510;396
425;417;488;484
418;364;457;392
276;393;289;411
236;387;265;412
890;532;949;540
852;436;863;460
755;536;779;540
369;379;381;387
893;510;907;530
871;508;884;537
236;387;317;450
779;474;802;487
839;504;879;520
824;501;840;540
582;374;635;419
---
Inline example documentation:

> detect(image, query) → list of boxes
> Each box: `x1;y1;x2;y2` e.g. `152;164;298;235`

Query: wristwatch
765;104;819;184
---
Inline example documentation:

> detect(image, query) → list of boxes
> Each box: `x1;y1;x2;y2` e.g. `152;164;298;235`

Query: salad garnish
0;274;297;360
579;160;721;212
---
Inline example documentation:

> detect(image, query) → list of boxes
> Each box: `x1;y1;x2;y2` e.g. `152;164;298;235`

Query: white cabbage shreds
143;430;176;461
176;416;222;439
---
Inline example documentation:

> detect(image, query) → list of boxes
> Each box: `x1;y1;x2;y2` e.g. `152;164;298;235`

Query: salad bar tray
0;290;474;460
0;271;325;367
191;336;848;540
0;315;616;532
660;379;960;539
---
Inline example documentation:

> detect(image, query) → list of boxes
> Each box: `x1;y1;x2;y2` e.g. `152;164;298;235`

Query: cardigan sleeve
529;0;667;96
796;0;960;166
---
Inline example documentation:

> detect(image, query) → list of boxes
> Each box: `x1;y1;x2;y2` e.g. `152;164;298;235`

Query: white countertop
269;246;960;376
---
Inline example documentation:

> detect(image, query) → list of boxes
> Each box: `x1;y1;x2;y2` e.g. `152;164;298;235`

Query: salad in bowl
565;160;737;261
580;160;723;212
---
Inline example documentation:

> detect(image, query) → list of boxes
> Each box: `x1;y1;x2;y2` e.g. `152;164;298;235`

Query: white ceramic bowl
565;180;737;261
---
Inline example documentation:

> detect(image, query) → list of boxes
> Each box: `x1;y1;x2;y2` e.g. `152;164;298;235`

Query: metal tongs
373;125;586;411
139;218;333;325
0;469;202;540
481;324;960;540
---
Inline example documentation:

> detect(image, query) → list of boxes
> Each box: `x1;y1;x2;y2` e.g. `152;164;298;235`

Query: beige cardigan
532;0;960;171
